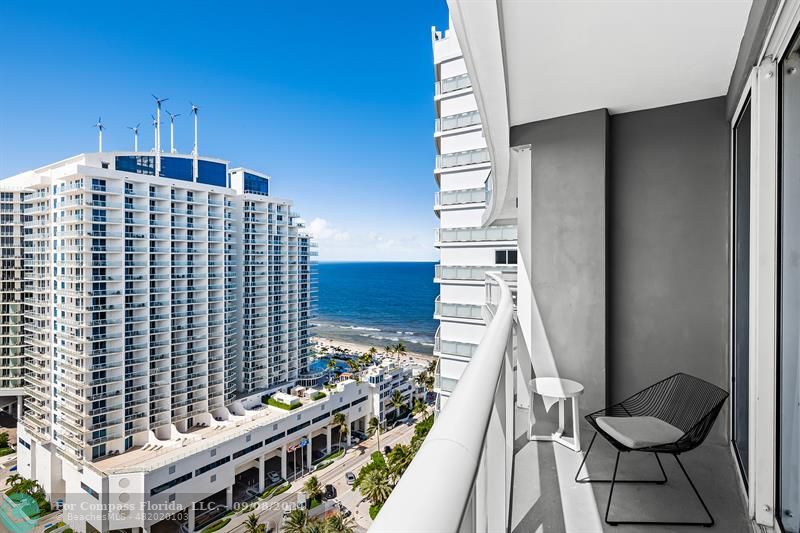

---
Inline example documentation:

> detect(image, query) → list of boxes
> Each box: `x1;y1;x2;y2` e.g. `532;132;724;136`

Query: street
220;419;419;532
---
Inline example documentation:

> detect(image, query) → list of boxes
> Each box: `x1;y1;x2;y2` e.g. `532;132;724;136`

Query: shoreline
313;336;437;365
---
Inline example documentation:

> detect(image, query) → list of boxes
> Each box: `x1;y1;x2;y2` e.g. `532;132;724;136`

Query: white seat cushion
596;416;684;449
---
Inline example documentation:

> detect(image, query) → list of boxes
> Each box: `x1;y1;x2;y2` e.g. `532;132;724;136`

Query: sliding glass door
780;38;800;533
732;96;751;485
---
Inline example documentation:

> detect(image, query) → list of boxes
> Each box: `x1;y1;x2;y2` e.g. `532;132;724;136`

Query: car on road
383;445;392;455
323;484;337;500
351;430;367;442
345;471;356;485
337;503;352;518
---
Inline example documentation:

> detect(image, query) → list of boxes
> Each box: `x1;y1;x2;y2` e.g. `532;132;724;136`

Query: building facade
431;24;517;404
1;150;323;531
0;188;27;416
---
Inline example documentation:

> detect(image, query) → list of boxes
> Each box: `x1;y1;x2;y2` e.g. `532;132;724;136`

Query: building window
81;482;99;500
495;249;517;265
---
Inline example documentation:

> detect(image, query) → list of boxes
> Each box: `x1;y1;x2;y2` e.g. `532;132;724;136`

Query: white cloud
308;218;351;242
303;218;437;262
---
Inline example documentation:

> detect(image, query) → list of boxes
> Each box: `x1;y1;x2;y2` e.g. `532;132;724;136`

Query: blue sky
0;1;449;261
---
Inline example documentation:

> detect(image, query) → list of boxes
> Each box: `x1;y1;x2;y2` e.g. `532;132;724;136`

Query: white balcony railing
435;110;482;132
434;296;483;320
435;264;516;283
434;73;472;95
436;148;490;170
434;187;486;207
372;273;515;532
435;225;517;244
434;329;479;358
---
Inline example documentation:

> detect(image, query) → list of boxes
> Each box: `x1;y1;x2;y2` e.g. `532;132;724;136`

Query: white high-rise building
0;188;27;417
431;24;517;404
0;150;365;532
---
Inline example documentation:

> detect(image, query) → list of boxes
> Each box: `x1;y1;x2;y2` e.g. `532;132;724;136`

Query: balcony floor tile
512;407;750;533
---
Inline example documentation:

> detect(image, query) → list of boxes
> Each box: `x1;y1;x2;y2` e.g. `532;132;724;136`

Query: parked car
266;471;282;484
351;431;367;441
323;484;337;500
345;472;356;485
338;503;352;518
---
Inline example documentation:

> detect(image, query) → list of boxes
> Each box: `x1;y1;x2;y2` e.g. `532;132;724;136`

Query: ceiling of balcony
496;0;753;125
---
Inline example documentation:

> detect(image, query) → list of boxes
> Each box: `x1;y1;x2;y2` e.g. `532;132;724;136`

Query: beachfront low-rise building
364;361;421;425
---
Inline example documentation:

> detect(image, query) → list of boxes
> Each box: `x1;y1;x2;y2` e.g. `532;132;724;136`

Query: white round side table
528;377;584;452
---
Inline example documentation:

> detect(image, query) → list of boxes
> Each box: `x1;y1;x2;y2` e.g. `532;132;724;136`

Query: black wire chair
574;372;729;527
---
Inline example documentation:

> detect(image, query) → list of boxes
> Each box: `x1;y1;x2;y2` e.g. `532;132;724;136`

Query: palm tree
245;513;265;533
384;345;394;356
390;389;406;417
365;346;378;364
324;512;355;533
282;509;310;533
346;358;361;374
359;467;393;506
5;473;21;488
326;358;338;383
332;412;348;449
386;443;414;482
412;398;427;417
367;416;382;452
393;342;407;358
303;476;323;503
414;371;428;389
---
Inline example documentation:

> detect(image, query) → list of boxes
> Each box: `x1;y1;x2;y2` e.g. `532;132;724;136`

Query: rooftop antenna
127;123;140;152
152;94;168;175
190;102;199;181
166;111;181;153
93;117;105;152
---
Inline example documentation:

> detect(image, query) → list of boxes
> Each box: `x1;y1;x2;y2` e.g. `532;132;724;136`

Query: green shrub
369;503;383;520
44;521;65;533
260;482;291;500
267;397;301;410
201;517;231;533
370;451;386;468
314;460;332;471
310;391;326;401
0;448;15;457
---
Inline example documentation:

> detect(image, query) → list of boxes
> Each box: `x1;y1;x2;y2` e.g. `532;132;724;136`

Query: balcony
436;148;490;171
434;264;516;284
435;225;517;245
375;275;750;533
435;73;472;95
434;187;486;212
435;110;482;133
433;296;482;321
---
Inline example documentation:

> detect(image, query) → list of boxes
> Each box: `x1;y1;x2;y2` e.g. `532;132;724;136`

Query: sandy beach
313;336;437;365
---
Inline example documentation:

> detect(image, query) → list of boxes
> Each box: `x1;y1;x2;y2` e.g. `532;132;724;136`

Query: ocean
314;261;439;354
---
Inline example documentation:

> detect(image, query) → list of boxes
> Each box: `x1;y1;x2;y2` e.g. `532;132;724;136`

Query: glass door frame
731;91;752;489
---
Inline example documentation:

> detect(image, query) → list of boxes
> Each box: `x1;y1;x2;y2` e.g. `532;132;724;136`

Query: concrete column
280;446;287;480
187;502;195;533
305;435;313;467
346;417;352;446
16;396;22;420
226;485;233;509
326;426;332;452
258;455;265;492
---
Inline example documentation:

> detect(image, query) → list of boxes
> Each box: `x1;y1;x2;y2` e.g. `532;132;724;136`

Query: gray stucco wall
510;109;609;414
608;97;730;439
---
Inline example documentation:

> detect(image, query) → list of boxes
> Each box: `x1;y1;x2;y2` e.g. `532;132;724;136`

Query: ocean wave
337;325;381;332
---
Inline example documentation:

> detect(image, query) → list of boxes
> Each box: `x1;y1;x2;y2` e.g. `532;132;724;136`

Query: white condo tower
431;23;518;406
0;148;353;532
